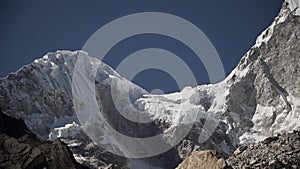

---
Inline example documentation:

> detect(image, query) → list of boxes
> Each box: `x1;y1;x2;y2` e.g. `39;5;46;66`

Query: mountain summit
0;0;299;168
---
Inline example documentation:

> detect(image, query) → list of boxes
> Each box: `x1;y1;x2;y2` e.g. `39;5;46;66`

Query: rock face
50;123;128;169
227;130;300;169
0;109;88;169
176;150;226;169
176;130;300;169
0;0;299;168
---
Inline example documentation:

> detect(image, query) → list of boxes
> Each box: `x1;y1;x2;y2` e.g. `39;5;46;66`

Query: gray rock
0;109;88;169
226;130;300;169
0;1;299;168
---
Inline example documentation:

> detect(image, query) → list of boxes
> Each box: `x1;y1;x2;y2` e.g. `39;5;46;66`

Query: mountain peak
0;1;299;168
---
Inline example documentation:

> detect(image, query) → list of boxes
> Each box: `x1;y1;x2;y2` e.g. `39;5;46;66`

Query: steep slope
0;51;139;168
136;0;300;159
0;51;147;139
0;0;299;168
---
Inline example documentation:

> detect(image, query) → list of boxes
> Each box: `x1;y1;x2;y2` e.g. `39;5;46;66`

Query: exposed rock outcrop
176;150;226;169
227;130;300;169
0;1;299;168
176;130;300;169
0;109;88;169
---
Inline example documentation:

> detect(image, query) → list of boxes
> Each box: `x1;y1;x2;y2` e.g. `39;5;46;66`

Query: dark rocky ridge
0;109;88;169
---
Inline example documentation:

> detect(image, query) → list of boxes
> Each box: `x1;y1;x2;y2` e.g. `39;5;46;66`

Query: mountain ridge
0;0;299;168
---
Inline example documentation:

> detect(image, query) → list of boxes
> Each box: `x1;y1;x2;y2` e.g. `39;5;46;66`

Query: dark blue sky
0;0;284;93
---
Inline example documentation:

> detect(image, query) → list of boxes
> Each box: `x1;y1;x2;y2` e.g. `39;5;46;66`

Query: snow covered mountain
0;0;299;168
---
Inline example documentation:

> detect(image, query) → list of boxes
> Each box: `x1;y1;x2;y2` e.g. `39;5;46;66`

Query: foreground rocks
0;109;87;169
176;150;226;169
176;130;300;169
227;130;300;169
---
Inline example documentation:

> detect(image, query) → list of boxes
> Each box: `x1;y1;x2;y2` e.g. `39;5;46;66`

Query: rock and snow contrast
176;131;300;169
0;0;299;168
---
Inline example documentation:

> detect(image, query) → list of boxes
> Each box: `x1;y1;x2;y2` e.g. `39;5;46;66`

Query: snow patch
49;122;83;140
286;0;300;16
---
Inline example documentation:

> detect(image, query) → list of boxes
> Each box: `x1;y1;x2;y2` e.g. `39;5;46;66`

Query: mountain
0;0;299;168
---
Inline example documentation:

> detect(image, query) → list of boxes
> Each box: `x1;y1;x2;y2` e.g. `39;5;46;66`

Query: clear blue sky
0;0;284;93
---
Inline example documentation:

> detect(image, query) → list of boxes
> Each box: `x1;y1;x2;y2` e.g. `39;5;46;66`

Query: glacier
0;0;299;168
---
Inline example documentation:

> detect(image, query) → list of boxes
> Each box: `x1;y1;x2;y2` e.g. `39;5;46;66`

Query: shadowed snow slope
0;1;299;168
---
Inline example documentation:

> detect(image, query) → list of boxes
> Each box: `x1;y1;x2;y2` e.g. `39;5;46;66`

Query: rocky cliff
0;109;88;169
